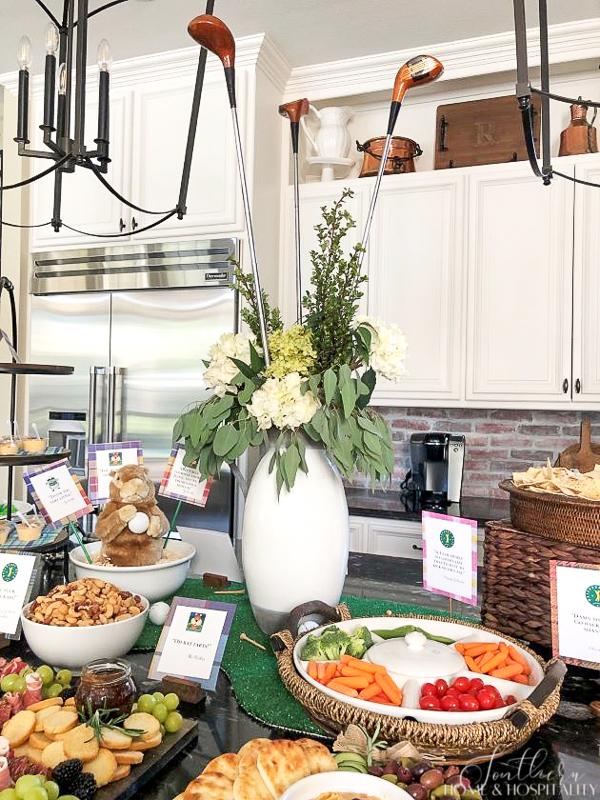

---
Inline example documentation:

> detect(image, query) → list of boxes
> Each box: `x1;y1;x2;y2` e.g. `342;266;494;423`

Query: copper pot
357;136;422;177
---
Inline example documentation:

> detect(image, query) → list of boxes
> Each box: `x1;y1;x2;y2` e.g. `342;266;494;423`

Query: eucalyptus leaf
323;369;337;405
213;424;239;457
340;381;356;419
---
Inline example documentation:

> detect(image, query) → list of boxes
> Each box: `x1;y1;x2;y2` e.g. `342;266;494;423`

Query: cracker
27;697;64;712
114;749;144;765
1;710;36;747
63;724;100;762
100;726;135;750
129;732;162;751
29;731;53;750
110;763;131;783
41;740;66;769
43;709;78;736
123;712;160;740
85;748;118;787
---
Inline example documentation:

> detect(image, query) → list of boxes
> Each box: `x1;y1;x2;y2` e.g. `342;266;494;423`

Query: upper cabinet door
466;162;574;403
281;179;370;324
30;89;131;249
129;69;242;237
368;171;466;402
572;154;600;401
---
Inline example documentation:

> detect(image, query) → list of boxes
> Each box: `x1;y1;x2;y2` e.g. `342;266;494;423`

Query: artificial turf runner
134;578;476;737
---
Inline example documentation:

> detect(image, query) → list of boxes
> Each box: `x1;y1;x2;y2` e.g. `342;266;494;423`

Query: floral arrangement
174;189;407;493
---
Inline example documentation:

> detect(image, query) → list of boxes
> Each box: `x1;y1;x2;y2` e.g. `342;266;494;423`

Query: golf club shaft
230;106;271;365
293;150;302;323
358;132;393;270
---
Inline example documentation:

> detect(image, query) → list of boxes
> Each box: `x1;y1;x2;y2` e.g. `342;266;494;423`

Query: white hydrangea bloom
203;332;255;397
356;315;408;382
247;372;319;431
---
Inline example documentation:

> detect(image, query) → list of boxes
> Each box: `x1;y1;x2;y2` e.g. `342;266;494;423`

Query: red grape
421;682;437;697
458;693;480;711
435;679;448;697
451;676;471;693
440;694;460;711
419;695;441;710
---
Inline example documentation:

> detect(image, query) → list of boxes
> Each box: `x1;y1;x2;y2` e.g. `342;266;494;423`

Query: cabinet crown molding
284;16;600;101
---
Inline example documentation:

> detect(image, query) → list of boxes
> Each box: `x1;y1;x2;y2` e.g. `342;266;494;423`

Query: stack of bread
178;737;337;800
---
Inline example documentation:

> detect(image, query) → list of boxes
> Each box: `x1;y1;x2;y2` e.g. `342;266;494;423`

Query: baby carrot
512;673;530;685
370;693;397;705
340;655;386;674
454;643;465;654
326;680;359;697
478;649;497;668
358;682;383;701
307;661;318;680
479;651;508;674
465;655;480;672
462;643;498;658
323;662;338;683
490;663;524;680
317;662;326;682
374;671;403;705
340;666;370;678
329;675;371;690
508;646;531;674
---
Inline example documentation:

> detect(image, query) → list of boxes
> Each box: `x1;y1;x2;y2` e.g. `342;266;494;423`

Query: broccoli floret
346;625;374;659
300;635;325;661
318;627;351;661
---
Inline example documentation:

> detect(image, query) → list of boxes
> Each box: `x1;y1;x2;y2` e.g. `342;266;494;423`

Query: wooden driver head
278;98;310;124
392;54;444;103
188;14;235;69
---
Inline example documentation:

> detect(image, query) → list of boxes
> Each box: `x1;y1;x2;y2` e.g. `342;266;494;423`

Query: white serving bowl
281;772;411;800
69;540;195;602
21;597;149;669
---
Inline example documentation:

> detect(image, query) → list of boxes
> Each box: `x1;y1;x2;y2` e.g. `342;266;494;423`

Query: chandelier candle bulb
16;35;32;144
96;39;112;163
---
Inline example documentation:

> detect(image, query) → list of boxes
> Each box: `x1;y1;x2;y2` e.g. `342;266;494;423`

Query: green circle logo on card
1;562;18;582
440;529;455;548
585;585;600;607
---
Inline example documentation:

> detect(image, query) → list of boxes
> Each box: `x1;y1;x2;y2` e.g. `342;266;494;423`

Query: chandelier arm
1;155;70;191
80;0;128;24
538;0;551;176
33;0;61;29
531;87;600;109
2;220;52;229
552;170;600;189
82;157;174;215
519;101;549;183
62;209;178;238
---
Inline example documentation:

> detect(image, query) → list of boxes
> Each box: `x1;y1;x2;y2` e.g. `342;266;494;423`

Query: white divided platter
293;616;544;726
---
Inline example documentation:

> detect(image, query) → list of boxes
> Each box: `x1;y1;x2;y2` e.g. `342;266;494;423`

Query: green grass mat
134;579;476;737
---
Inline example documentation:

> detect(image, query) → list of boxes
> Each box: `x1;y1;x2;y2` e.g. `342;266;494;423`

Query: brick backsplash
348;408;600;498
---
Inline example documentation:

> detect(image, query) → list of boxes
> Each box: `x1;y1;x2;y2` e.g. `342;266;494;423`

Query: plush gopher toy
95;465;169;567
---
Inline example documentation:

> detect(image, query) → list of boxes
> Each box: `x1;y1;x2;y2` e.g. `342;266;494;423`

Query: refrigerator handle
88;366;105;446
106;367;116;443
113;367;126;442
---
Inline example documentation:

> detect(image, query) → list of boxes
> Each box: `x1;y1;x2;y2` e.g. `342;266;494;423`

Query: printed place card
158;444;211;508
0;552;40;637
148;597;236;691
550;560;600;669
88;441;143;503
24;458;93;526
422;511;478;606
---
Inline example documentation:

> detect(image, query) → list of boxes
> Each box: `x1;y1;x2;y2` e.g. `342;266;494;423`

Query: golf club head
387;54;443;134
188;13;237;106
278;98;310;124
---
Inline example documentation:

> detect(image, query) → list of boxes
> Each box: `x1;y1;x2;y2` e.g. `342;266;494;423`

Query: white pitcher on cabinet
301;104;354;159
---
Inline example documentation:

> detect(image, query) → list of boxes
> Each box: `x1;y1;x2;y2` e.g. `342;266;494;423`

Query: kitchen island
6;554;600;800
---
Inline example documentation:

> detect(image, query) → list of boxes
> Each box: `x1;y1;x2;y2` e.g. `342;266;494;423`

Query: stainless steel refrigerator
27;239;239;534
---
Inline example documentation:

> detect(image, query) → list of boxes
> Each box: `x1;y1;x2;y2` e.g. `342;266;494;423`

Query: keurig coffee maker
409;432;465;507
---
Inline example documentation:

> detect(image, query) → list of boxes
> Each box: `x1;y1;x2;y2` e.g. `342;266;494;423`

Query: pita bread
256;740;310;798
295;739;338;774
183;771;234;800
237;738;270;771
233;762;272;800
203;753;239;782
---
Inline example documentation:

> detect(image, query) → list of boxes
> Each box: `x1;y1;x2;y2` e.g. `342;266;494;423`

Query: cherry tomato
458;693;480;711
505;695;518;706
494;697;505;709
444;687;459;698
420;695;441;710
421;682;437;697
435;679;448;697
476;689;496;710
441;694;460;711
452;676;471;693
468;678;484;692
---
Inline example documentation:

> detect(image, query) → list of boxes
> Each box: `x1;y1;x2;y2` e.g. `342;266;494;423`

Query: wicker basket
499;479;600;547
271;605;565;765
482;519;600;648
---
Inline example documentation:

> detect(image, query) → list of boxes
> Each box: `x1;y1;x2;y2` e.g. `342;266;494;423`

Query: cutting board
555;418;600;473
96;717;198;800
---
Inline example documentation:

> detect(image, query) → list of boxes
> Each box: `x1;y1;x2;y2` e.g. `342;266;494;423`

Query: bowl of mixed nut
21;578;149;668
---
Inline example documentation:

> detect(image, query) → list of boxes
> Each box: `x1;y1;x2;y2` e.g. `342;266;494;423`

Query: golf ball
128;511;150;534
149;602;170;626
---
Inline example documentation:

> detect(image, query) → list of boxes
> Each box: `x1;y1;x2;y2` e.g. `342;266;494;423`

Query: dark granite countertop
5;555;599;800
346;487;510;526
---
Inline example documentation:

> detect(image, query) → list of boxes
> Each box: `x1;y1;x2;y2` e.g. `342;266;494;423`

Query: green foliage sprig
233;264;282;341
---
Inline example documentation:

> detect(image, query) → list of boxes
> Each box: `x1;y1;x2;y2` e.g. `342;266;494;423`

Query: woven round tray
272;605;565;765
500;479;600;547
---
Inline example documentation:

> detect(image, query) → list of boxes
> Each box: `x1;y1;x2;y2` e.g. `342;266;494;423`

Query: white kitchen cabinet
349;518;368;552
368;171;466;402
573;154;600;401
466;162;574;403
280;179;370;322
30;89;132;249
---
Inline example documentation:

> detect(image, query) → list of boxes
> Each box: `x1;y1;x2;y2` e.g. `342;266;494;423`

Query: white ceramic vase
242;441;350;634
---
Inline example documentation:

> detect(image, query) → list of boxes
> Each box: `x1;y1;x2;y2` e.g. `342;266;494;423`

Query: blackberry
71;771;98;800
52;758;84;790
60;685;77;701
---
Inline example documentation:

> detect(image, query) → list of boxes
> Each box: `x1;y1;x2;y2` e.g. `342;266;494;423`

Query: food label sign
87;441;143;504
550;560;600;669
24;458;93;526
422;511;478;606
0;552;39;637
158;444;211;508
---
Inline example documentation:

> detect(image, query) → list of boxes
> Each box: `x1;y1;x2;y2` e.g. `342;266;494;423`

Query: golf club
358;54;444;269
188;14;271;364
279;98;310;324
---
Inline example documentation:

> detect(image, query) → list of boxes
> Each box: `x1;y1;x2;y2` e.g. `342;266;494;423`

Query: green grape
36;665;54;686
152;691;165;703
164;711;183;733
14;776;43;799
19;667;33;677
43;783;59;800
57;796;80;800
21;788;47;800
47;683;63;699
0;674;19;693
12;676;26;693
55;669;72;687
41;685;50;700
0;789;18;800
152;702;168;723
164;692;179;711
136;694;156;713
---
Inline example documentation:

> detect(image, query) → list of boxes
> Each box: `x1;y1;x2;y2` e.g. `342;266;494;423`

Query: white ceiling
0;0;598;76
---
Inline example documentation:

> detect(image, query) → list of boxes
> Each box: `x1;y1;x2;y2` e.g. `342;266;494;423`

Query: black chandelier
513;0;600;189
3;0;215;237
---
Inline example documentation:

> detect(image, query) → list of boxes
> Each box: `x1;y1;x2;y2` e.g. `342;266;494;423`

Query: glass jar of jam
75;659;137;718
